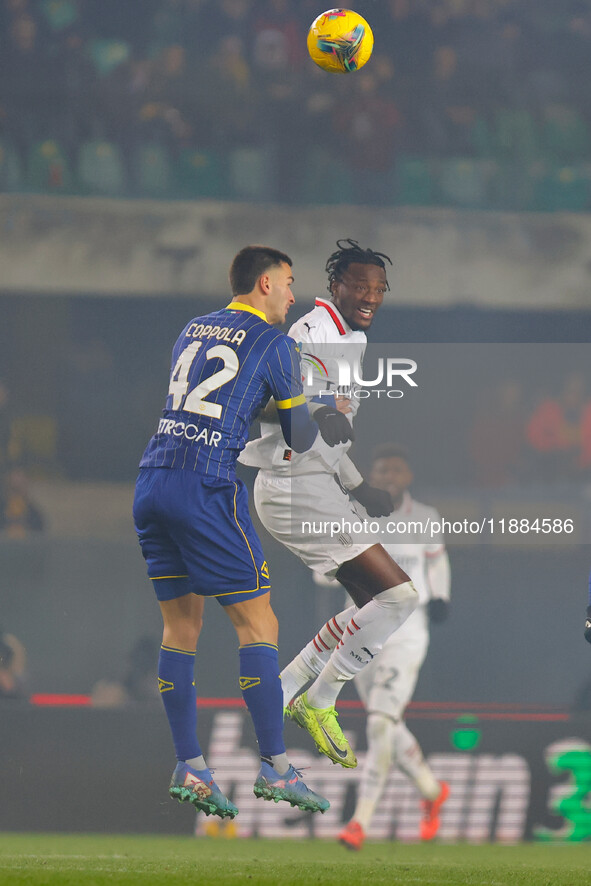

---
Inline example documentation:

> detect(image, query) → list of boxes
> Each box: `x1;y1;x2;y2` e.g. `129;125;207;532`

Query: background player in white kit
336;444;451;850
240;240;418;768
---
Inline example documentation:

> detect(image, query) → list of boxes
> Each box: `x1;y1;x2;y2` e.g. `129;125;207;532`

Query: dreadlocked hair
325;238;393;293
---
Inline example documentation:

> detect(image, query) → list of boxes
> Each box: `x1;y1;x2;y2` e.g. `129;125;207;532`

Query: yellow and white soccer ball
307;8;374;74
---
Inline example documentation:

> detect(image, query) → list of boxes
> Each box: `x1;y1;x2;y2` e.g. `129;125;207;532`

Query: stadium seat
300;147;354;204
437;158;490;208
227;148;274;201
0;139;24;192
77;139;127;196
26;139;73;194
394;156;435;206
175;148;225;198
40;0;79;32
134;143;173;198
530;162;590;212
10;414;58;476
494;108;540;161
541;104;590;164
88;38;131;76
470;115;495;158
488;160;537;212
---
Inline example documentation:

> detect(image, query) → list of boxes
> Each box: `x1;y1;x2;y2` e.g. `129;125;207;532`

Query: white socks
306;582;418;709
354;714;440;830
391;719;440;800
353;713;396;829
280;606;357;708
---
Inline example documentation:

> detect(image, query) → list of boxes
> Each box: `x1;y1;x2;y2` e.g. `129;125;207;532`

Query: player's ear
259;273;271;294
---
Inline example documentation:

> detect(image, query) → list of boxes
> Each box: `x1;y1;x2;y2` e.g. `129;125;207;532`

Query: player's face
331;263;387;331
370;456;413;502
264;262;295;325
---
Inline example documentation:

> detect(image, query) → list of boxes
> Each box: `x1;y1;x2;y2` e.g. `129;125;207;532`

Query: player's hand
585;606;591;644
350;480;393;517
315;406;354;447
335;396;353;415
428;598;450;624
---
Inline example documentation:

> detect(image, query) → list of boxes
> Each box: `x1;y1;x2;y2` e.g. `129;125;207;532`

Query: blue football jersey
139;303;307;478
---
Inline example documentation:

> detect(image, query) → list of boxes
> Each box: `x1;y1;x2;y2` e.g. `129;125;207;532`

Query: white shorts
354;605;430;721
253;470;380;578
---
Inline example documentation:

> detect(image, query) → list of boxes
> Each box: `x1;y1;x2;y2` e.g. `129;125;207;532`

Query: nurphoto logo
301;353;418;401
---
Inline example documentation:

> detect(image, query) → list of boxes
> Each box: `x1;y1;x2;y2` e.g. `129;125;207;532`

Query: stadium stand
0;0;590;209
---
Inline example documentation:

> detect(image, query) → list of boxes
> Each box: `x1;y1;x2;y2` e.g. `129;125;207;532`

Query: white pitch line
0;853;127;859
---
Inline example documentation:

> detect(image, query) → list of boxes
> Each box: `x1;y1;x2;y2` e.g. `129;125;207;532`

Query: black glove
314;406;354;447
350;480;393;517
428;598;450;624
585;605;591;644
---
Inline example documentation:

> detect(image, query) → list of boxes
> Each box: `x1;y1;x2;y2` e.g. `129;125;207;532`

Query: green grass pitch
1;833;590;886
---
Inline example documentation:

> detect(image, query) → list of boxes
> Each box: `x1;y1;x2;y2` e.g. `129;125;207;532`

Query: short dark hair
371;443;411;467
229;245;292;296
326;238;392;293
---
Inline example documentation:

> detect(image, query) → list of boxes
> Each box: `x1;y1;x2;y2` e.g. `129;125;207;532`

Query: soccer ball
307;8;374;74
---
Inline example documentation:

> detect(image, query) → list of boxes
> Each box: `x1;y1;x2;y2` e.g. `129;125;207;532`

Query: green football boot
288;691;357;768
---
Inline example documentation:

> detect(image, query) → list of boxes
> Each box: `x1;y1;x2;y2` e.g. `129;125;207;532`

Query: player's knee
367;711;398;742
162;622;200;651
375;580;418;608
367;713;398;766
245;601;277;635
227;597;278;645
261;606;278;638
193;614;204;640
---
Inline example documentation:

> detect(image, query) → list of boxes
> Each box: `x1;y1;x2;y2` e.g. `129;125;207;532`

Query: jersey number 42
168;342;239;419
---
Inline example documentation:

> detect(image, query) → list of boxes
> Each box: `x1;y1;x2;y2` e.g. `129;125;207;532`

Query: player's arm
258;398;280;423
426;547;451;623
257;394;340;425
275;391;353;452
258;392;354;448
268;337;353;451
337;453;393;517
585;569;591;644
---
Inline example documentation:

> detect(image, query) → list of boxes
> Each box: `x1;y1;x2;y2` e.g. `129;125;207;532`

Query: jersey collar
225;301;268;322
314;297;349;336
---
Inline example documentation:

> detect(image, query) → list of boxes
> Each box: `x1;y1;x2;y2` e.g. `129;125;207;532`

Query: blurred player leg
339;616;448;846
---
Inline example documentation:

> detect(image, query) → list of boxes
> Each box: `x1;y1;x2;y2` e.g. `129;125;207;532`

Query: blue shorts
133;467;271;606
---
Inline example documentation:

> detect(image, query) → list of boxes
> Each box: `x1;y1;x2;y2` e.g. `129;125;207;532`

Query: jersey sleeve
265;335;318;452
424;507;446;556
265;335;306;408
288;317;321;345
426;549;451;601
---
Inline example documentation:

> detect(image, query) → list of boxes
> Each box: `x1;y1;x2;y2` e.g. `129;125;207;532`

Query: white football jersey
239;297;366;475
